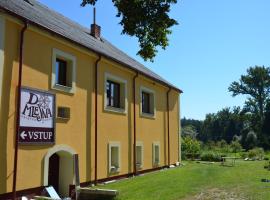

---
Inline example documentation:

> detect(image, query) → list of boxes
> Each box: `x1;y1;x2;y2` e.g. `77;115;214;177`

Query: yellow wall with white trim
0;16;181;195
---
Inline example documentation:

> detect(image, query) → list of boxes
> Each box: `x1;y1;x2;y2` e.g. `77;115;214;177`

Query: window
142;92;150;113
109;142;121;173
52;49;76;93
153;142;160;166
55;58;69;87
106;80;120;108
140;86;155;118
104;73;127;114
136;142;143;169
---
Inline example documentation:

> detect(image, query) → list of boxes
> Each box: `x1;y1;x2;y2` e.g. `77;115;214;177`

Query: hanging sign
18;87;55;144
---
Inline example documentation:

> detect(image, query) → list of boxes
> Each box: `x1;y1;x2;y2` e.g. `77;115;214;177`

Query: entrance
44;145;76;197
48;153;60;192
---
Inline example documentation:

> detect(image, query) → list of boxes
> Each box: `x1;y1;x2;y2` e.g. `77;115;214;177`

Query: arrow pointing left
20;131;27;140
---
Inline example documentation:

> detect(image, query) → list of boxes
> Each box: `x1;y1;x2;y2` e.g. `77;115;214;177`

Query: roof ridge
0;0;182;92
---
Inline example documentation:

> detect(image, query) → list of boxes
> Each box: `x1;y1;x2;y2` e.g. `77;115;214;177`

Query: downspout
167;87;171;166
133;72;138;175
94;55;101;184
13;21;28;200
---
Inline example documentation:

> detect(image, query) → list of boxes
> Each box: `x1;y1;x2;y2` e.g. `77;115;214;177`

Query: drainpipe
133;72;138;175
167;87;171;166
94;55;101;184
12;21;28;200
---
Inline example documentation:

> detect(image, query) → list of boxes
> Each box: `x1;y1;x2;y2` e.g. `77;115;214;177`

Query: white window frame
108;142;121;173
52;48;76;94
104;72;127;114
140;86;156;118
153;142;160;166
136;141;144;169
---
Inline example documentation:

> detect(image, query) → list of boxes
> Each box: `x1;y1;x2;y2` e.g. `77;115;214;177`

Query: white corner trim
43;144;76;186
0;16;5;114
152;141;161;166
108;141;121;173
104;72;128;114
51;48;76;94
139;86;156;119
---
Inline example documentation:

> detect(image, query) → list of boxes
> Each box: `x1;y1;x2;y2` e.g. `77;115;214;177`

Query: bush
200;151;222;162
181;136;201;160
230;140;242;153
240;151;248;159
247;148;265;160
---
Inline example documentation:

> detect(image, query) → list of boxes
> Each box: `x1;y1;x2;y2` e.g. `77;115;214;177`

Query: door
48;153;60;192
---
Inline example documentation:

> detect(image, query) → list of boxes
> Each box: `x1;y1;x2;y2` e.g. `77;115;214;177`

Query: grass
97;161;270;200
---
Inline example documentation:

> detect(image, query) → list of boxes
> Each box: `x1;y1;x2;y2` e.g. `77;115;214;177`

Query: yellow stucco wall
0;16;181;195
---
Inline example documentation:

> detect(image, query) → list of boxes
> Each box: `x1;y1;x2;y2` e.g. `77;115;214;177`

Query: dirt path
184;188;248;200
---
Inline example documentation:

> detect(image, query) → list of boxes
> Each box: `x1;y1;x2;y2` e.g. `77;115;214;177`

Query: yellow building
0;0;182;199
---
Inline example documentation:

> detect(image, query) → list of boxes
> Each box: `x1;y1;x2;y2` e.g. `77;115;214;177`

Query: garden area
100;160;270;200
96;66;270;200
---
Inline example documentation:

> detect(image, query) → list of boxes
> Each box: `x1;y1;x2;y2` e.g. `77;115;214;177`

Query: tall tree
81;0;178;61
228;66;270;126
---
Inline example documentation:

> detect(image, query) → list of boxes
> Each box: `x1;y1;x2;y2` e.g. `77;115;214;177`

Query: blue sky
38;0;270;120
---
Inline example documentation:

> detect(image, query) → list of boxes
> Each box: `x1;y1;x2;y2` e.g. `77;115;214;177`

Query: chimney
91;7;101;39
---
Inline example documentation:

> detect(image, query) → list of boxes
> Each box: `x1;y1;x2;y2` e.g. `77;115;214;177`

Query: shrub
240;151;248;159
230;140;242;153
181;136;201;160
247;148;265;160
200;151;222;162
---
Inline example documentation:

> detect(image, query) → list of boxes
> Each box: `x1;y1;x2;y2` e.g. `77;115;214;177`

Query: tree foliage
228;66;270;124
182;125;198;139
181;136;201;160
81;0;178;61
200;107;246;143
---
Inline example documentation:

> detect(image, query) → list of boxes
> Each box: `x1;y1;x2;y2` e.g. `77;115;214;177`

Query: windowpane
111;146;119;168
154;145;159;163
56;58;67;86
136;146;142;165
106;80;120;108
142;92;150;113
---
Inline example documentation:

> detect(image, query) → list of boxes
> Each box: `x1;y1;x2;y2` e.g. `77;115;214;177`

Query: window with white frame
140;86;155;117
52;49;76;93
104;73;127;113
136;142;143;169
153;142;160;166
109;142;121;173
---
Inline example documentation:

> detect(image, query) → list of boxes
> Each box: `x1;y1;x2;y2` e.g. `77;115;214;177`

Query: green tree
182;125;198;139
81;0;178;61
181;136;201;160
228;66;270;125
246;131;257;150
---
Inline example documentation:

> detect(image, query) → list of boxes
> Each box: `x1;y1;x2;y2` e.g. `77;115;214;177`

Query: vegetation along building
0;0;182;198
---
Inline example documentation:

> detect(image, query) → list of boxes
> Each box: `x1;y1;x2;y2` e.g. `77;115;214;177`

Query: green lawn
98;161;270;200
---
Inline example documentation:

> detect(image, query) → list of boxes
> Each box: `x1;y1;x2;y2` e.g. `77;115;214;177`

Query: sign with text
19;87;55;144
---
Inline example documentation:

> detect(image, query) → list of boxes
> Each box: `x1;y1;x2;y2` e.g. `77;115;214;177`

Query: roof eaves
0;5;183;93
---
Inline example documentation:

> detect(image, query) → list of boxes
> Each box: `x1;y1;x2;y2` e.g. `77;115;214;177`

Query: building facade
0;0;182;198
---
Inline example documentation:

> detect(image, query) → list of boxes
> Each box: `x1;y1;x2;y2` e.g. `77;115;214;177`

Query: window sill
136;164;143;170
140;112;155;119
105;106;127;115
110;167;120;174
52;84;75;94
